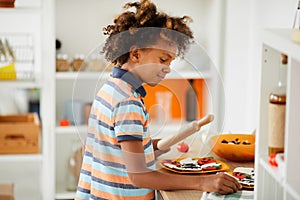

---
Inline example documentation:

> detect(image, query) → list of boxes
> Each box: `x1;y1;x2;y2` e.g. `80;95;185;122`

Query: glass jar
268;54;287;155
71;54;86;71
56;54;70;72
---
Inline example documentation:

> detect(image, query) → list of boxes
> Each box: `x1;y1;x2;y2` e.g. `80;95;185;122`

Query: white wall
55;0;220;59
222;0;297;132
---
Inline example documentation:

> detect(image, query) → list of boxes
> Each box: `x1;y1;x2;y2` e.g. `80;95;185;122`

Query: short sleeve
113;99;146;142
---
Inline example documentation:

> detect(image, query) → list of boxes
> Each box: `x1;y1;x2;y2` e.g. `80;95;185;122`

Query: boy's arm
120;140;242;194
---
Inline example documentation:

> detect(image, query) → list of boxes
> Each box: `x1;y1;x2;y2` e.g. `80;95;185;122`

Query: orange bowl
210;134;255;162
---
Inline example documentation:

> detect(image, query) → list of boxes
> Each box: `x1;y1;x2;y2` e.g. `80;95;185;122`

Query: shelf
56;121;206;137
55;70;211;80
262;29;300;61
55;125;88;135
55;71;111;80
0;7;41;13
56;121;194;138
0;79;42;88
55;125;89;143
55;191;75;200
55;182;76;199
258;157;284;186
0;154;42;162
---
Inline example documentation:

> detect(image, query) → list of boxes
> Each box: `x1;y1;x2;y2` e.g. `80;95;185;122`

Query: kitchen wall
55;0;221;63
223;0;296;132
55;0;299;133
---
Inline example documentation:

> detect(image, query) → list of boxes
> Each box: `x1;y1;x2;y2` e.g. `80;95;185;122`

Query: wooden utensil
157;114;214;150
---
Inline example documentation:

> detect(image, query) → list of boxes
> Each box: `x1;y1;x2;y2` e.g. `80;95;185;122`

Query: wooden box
0;113;40;154
0;184;14;200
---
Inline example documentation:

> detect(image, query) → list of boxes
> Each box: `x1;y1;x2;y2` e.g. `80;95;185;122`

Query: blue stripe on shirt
90;178;152;197
106;80;130;98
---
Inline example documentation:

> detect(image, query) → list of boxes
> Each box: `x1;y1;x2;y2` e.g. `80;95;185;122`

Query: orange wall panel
143;79;207;121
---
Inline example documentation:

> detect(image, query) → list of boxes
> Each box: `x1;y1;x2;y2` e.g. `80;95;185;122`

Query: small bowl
210;134;255;162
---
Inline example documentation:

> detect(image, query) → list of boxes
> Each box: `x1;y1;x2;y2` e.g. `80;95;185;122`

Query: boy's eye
160;58;167;63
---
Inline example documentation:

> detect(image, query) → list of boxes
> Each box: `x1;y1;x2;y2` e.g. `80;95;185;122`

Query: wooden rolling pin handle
157;114;214;150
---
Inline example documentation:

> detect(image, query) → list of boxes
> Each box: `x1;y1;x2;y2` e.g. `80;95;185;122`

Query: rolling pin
157;114;214;150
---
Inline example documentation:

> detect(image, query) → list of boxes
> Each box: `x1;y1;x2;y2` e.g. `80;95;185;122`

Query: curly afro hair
102;0;194;66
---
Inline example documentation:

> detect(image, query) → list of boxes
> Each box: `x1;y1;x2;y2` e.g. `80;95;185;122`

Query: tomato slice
197;157;216;165
232;172;247;179
202;167;217;171
171;161;181;167
163;160;181;167
177;142;189;153
268;153;278;167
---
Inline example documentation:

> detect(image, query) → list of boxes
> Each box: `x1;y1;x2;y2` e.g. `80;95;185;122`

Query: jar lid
74;54;85;59
281;54;288;64
57;54;68;60
269;93;286;104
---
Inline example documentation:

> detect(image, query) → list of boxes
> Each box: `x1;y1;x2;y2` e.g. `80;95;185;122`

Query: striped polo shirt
75;67;156;200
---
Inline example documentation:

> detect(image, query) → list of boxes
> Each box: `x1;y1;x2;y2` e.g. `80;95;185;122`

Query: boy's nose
162;66;171;74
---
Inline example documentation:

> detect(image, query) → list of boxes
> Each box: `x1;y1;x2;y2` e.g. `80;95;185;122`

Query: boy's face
130;39;177;86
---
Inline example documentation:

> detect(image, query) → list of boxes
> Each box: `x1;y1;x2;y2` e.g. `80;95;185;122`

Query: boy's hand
152;138;170;157
202;173;242;195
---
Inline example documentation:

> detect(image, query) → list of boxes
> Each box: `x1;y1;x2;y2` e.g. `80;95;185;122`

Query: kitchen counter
155;133;254;200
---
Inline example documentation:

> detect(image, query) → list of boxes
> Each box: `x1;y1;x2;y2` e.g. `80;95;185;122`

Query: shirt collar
111;67;146;97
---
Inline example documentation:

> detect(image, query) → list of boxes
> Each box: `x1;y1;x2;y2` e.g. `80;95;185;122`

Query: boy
76;0;241;199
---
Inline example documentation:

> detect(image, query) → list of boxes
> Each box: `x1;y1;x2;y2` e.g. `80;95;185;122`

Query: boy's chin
146;81;160;87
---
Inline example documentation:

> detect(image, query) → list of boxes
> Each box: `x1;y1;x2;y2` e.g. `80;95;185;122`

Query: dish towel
201;191;254;200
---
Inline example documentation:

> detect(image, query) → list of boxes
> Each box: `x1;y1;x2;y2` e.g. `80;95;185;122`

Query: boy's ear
129;47;140;63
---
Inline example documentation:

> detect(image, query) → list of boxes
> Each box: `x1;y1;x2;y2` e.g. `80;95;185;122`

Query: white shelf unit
0;154;43;162
255;28;300;200
0;0;55;200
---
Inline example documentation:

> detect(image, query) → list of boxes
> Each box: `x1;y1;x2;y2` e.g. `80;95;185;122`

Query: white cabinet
0;1;55;200
255;29;300;200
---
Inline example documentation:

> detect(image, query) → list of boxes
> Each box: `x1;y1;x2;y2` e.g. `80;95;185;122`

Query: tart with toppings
160;157;229;174
228;167;255;190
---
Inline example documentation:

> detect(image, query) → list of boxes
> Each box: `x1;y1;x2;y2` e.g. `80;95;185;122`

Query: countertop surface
155;132;254;200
